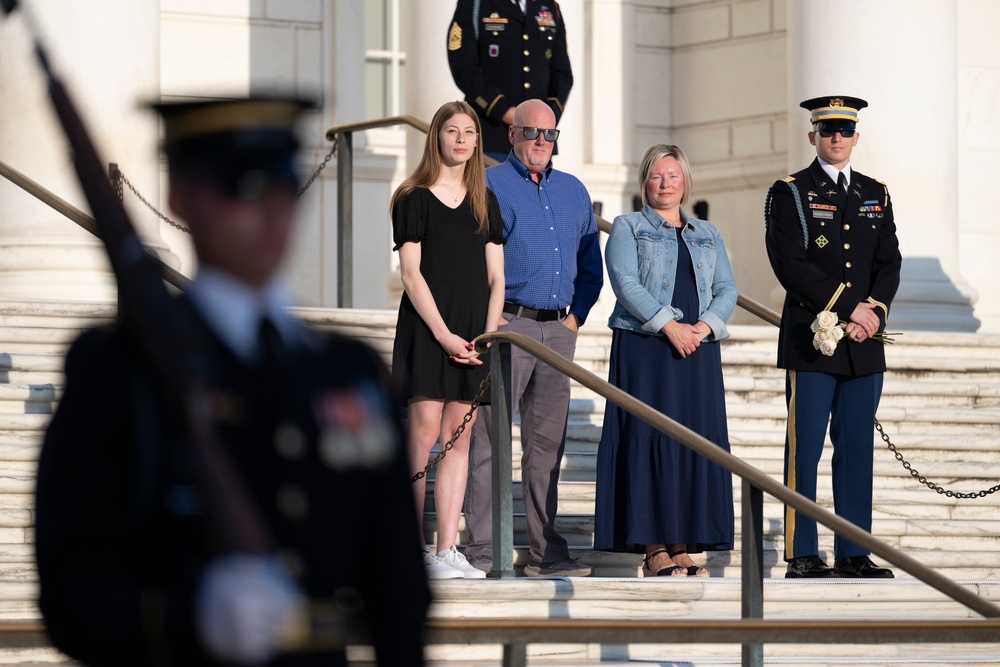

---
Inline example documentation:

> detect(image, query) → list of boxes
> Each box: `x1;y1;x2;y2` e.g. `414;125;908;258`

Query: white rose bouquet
810;311;844;356
810;310;900;357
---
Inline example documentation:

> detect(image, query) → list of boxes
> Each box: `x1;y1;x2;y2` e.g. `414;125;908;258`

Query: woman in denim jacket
594;144;737;577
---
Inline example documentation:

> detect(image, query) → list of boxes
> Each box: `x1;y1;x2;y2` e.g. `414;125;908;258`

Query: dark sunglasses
818;128;856;138
513;126;560;142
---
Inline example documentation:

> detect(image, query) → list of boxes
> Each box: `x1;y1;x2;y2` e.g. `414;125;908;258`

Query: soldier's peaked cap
800;96;868;126
151;96;315;165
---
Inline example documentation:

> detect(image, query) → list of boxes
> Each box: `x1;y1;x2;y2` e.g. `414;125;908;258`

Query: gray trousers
463;313;578;563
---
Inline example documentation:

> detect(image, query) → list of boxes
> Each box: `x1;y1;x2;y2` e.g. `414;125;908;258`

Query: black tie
257;317;286;378
838;171;848;193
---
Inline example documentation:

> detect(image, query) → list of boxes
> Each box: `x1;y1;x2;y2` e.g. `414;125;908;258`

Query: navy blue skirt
593;328;734;554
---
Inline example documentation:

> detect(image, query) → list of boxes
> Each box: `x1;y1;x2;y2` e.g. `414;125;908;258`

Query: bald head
509;99;557;178
512;99;555;128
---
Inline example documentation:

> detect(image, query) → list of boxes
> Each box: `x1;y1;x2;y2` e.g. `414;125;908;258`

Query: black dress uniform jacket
448;0;573;154
35;307;430;666
765;158;902;376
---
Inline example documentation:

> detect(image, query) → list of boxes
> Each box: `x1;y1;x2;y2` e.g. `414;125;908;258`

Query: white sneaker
437;546;487;579
423;548;463;579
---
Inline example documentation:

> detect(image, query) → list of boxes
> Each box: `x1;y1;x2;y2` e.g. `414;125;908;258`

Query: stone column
787;0;979;331
405;0;464;175
385;0;465;306
0;0;168;302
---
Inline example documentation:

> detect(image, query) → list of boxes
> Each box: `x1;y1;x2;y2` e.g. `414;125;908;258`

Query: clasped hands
844;302;880;343
662;319;711;358
442;331;483;365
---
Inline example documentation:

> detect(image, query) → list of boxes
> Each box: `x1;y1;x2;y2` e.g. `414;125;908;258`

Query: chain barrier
876;418;1000;498
411;373;490;483
109;139;337;233
296;137;338;200
114;169;190;234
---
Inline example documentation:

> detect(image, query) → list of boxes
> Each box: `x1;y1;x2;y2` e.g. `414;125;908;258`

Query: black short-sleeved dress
594;226;734;555
391;187;505;403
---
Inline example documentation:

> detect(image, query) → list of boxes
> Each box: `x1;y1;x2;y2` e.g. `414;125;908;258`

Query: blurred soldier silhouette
35;97;430;666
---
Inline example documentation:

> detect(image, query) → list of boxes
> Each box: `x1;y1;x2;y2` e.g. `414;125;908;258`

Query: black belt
503;301;568;322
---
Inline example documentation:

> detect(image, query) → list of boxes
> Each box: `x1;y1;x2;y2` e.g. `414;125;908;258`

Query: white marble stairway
0;300;999;665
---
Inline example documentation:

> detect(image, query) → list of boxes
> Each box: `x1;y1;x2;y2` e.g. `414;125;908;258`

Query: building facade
1;0;997;331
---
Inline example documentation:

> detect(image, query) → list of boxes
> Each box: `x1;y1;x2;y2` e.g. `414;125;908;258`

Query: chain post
336;131;353;308
109;162;122;200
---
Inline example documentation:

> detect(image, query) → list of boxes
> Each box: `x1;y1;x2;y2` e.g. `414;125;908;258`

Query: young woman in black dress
390;101;505;579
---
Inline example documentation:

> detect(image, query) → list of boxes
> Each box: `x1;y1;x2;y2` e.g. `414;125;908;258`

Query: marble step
424;516;1000;579
421;510;1000;551
675;342;1000;374
0;433;43;449
0;298;116;323
0;352;65;371
0;327;79;356
421;641;1000;665
428;578;1000;619
0;658;70;667
563;382;1000;412
493;444;1000;485
0;386;58;415
0;415;52;435
557;401;1000;435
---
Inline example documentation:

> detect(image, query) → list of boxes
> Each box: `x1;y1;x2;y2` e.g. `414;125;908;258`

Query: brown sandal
643;549;685;577
668;549;710;577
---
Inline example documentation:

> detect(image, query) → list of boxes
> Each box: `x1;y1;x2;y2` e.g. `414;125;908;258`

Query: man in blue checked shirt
463;99;603;577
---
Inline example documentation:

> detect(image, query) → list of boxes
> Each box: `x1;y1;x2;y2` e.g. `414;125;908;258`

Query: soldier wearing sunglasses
764;96;901;580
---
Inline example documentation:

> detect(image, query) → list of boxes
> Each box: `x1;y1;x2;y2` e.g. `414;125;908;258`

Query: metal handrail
324;114;430;140
0;159;189;291
474;328;1000;666
425;617;1000;646
4;617;999;659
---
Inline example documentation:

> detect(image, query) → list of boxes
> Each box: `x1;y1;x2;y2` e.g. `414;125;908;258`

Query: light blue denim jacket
606;205;737;341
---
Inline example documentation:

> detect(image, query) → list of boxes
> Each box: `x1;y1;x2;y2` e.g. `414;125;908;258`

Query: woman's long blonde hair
389;101;490;234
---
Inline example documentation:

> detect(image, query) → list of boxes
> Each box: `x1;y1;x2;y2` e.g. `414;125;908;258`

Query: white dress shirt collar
817;157;852;190
185;266;300;364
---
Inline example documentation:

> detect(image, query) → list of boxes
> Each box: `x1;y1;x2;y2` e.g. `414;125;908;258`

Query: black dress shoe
785;555;834;578
834;555;894;578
